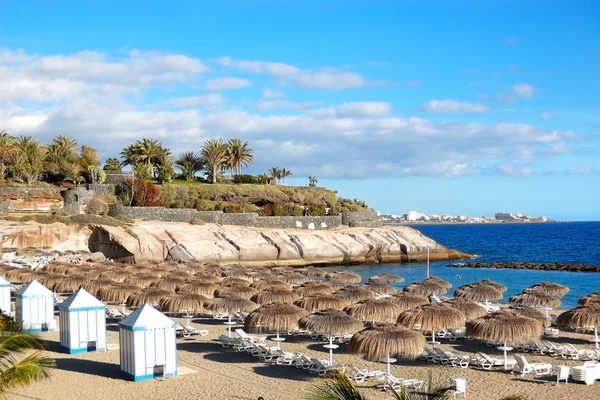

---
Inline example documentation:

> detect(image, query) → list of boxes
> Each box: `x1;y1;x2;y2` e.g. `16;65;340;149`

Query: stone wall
103;171;133;185
0;187;62;195
87;184;116;196
107;204;198;222
254;216;342;230
342;210;380;227
0;200;10;216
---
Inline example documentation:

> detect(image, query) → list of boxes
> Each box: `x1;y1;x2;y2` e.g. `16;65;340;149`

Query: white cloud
255;99;321;112
218;57;375;90
513;83;535;98
262;88;285;98
540;112;553;120
308;102;392;118
496;83;536;104
204;77;252;91
421;100;490;114
161;93;224;108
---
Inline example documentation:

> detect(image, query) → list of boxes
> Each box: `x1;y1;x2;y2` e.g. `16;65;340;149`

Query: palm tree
8;136;47;184
200;138;228;184
175;151;203;181
280;168;292;184
308;175;318;187
268;167;281;184
134;138;166;172
226;138;254;176
0;131;14;184
0;315;55;397
103;157;122;171
155;152;175;184
45;135;80;180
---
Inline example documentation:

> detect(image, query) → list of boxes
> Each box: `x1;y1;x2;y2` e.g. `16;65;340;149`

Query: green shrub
307;204;327;216
291;205;304;216
233;174;268;184
271;202;285;216
87;197;109;215
158;184;177;207
190;218;206;225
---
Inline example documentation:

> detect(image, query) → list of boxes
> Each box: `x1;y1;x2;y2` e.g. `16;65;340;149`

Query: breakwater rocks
448;262;600;272
0;221;470;267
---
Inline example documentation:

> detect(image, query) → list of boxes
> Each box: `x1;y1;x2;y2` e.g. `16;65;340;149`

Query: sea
324;222;600;309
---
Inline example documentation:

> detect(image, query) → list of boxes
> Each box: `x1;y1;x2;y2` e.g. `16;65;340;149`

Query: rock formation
0;221;470;267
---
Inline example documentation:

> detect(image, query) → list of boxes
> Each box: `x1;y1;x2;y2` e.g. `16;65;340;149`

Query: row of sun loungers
516;340;600;360
420;348;517;370
287;328;353;343
175;324;209;338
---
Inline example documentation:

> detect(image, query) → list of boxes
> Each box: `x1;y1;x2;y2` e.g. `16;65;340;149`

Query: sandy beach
9;309;600;400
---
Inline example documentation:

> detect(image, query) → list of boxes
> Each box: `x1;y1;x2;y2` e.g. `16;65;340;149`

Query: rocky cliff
0;221;469;267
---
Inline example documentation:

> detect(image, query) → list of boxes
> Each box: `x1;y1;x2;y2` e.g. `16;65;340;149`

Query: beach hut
0;276;11;316
58;287;107;354
15;280;56;332
118;304;178;382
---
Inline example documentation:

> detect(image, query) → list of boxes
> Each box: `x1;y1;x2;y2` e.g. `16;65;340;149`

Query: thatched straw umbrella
127;288;174;307
509;289;561;316
345;300;402;323
148;267;171;278
150;277;186;292
125;273;157;288
370;273;404;284
327;271;362;284
219;277;252;287
83;278;117;297
278;273;310;285
293;282;334;297
298;266;328;277
205;296;257;337
578;291;600;306
5;268;36;283
334;285;374;303
362;281;396;295
557;303;600;348
221;270;251;281
271;266;294;273
250;279;292;292
251;289;300;305
397;304;465;345
45;263;80;275
294;295;349;313
508;306;550;328
454;282;503;303
215;285;258;300
99;283;141;312
442;298;486;320
403;280;447;297
168;269;192;279
192;272;221;283
36;272;64;288
389;292;429;311
299;309;363;365
245;303;308;349
528;282;569;298
249;271;274;281
480;279;507;293
52;274;89;293
177;282;218;297
159;292;207;327
349;323;426;374
99;269;130;282
467;309;542;369
427;277;452;289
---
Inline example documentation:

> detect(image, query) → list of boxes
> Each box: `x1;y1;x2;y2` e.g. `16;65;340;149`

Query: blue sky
1;0;598;220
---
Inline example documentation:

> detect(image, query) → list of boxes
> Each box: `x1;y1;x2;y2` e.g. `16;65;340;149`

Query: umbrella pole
387;353;391;375
595;327;599;349
227;314;232;337
503;339;508;370
276;331;281;350
432;330;436;346
329;335;334;366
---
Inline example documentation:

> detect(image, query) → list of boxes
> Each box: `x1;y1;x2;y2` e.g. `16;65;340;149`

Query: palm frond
0;353;55;397
306;370;367;400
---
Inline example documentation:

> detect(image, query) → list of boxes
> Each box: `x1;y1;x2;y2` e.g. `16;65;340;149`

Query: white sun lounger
235;328;267;344
378;373;424;391
512;353;553;377
559;343;587;360
475;352;516;370
346;365;385;383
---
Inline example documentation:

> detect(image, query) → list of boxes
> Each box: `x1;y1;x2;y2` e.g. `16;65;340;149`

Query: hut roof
119;304;176;331
58;287;105;311
15;280;53;298
0;276;10;287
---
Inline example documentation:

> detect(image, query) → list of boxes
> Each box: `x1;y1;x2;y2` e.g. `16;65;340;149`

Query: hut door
153;365;165;380
87;341;97;352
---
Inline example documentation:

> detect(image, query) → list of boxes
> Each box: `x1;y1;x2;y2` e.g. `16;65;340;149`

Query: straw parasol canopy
293;282;334;297
426;276;452;289
278;273;310;285
5;269;37;283
159;292;208;313
191;272;222;283
250;289;300;305
219;277;252;287
36;272;64;288
250;279;292;292
294;295;350;313
397;304;465;333
271;266;294;273
169;269;192;279
345;300;403;323
442;298;486;320
370;273;404;284
480;279;507;293
52;274;89;293
349;323;426;374
83;278;117;297
528;282;569;298
389;292;429;311
557;303;600;348
127;288;174;307
466;309;542;368
362;281;396;295
299;309;364;365
205;296;257;314
508;306;550;328
177;282;218;297
125;273;157;288
334;285;375;303
214;285;258;300
327;271;362;284
99;283;141;303
150;277;186;292
403;280;447;297
579;291;600;306
245;303;309;349
454;282;503;302
221;270;251;281
298;266;328;277
99;269;130;282
509;289;561;308
45;263;80;275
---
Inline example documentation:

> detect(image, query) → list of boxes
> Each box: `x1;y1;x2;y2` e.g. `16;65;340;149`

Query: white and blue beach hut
58;287;107;354
118;304;178;382
15;280;56;332
0;276;11;316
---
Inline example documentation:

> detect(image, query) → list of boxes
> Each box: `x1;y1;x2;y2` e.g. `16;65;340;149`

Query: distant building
495;212;518;221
